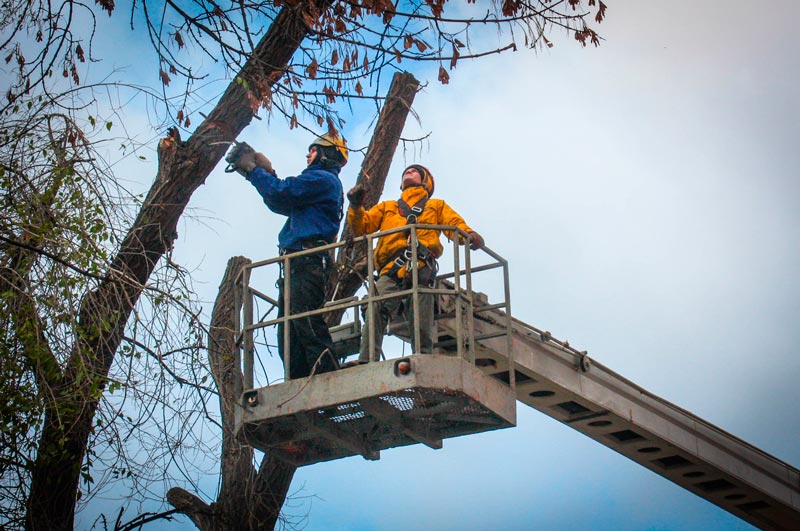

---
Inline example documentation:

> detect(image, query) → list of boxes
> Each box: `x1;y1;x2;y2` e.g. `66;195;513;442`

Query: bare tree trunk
168;256;300;531
24;3;332;530
326;71;420;326
168;256;258;531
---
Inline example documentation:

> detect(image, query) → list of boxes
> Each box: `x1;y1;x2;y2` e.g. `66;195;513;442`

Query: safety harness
383;195;438;287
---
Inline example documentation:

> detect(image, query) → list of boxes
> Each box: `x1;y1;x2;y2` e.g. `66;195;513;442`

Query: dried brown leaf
426;0;445;17
438;65;450;85
306;58;319;79
450;44;460;69
96;0;114;16
323;85;336;104
502;0;520;17
596;1;607;23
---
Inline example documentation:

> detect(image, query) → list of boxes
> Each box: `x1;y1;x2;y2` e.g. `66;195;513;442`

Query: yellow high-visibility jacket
347;186;474;277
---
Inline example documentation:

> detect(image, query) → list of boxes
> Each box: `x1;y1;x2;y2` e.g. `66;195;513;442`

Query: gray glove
235;150;257;176
347;183;366;207
225;142;273;176
468;231;484;250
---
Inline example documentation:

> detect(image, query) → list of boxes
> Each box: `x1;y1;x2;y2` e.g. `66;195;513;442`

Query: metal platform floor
235;355;516;467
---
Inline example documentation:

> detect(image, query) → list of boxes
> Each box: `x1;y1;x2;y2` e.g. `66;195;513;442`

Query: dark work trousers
277;252;337;379
358;272;435;363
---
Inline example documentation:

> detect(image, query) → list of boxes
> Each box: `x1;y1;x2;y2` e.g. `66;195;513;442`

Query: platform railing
234;224;514;390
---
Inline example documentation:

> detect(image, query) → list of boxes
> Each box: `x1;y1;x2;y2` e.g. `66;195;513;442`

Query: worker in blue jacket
229;134;347;379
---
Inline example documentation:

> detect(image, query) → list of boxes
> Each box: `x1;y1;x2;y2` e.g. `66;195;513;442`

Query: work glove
347;183;366;207
253;152;274;173
234;150;257;176
234;151;274;177
468;231;485;250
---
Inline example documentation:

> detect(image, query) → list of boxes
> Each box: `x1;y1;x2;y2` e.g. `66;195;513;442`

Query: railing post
503;258;515;389
464;232;475;365
452;234;463;361
410;226;421;354
234;268;243;389
282;255;292;381
243;265;254;390
366;234;376;362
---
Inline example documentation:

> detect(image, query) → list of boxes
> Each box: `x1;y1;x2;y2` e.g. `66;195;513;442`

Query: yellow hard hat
310;134;348;166
402;164;435;196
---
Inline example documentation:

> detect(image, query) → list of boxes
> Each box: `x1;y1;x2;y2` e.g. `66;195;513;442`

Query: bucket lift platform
235;354;516;466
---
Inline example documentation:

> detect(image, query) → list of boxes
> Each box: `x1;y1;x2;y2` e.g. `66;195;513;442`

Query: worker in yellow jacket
346;164;484;362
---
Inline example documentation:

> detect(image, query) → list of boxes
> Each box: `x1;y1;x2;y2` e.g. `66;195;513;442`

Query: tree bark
167;256;299;531
326;71;420;326
167;256;259;530
25;2;332;530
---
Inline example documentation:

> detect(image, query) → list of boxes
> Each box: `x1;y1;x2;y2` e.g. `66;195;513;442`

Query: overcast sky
64;0;800;529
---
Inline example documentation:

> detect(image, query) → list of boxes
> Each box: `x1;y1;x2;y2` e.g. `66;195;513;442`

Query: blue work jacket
246;163;344;251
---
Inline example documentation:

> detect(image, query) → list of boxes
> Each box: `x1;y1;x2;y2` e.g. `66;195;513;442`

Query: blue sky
61;0;800;529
